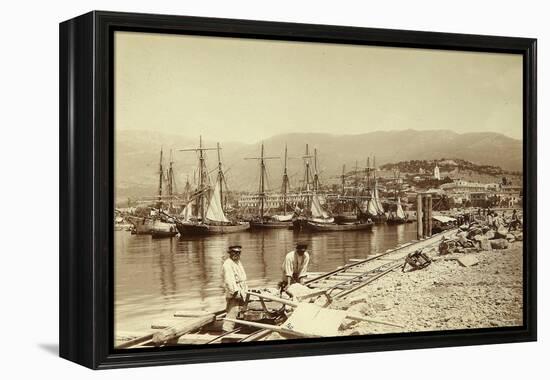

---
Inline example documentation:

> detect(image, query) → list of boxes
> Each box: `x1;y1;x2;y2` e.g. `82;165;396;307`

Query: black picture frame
59;10;537;369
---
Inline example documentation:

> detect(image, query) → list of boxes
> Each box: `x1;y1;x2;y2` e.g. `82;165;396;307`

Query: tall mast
302;144;314;214
354;160;359;196
304;144;311;192
341;164;346;195
259;144;265;219
313;148;320;192
157;147;163;210
245;144;279;220
366;156;371;193
167;149;174;212
281;144;289;214
217;142;223;209
179;136;218;221
372;156;378;196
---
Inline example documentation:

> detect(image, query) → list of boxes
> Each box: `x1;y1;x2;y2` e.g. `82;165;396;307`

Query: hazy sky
115;31;523;142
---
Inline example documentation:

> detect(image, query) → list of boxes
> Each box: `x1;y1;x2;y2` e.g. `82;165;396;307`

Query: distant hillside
380;158;520;177
115;129;522;200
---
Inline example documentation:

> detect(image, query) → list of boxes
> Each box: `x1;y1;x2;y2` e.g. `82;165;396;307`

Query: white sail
180;200;195;221
396;198;406;219
206;179;230;223
374;186;385;214
311;194;331;219
367;198;378;216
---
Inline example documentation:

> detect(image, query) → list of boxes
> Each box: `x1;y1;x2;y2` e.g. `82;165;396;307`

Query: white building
433;164;440;180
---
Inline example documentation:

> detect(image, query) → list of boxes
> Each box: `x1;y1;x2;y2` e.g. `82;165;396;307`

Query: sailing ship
332;162;363;224
292;145;334;230
175;138;250;235
248;144;294;229
128;148;173;235
362;156;387;224
293;147;373;232
149;149;179;238
387;171;408;224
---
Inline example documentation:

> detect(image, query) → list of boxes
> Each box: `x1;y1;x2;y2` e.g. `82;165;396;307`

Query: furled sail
272;213;293;222
396;198;406;219
205;179;230;223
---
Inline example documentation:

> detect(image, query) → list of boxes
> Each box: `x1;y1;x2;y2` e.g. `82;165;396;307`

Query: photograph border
59;10;537;369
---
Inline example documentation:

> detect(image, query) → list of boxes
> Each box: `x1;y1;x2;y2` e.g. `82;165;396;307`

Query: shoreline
335;241;523;336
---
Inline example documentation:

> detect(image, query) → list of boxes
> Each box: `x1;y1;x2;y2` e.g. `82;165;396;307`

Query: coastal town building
433;164;440;180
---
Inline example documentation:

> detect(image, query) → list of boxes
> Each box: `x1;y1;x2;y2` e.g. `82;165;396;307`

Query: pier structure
416;193;433;240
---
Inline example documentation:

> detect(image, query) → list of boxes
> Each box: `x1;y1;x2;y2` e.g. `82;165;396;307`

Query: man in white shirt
221;245;248;332
281;242;310;289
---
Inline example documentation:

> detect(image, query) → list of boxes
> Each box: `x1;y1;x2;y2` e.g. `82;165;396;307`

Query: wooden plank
174;310;214;318
177;333;248;345
115;331;145;342
152;314;215;346
345;312;404;328
116;333;155;349
224;318;321;338
239;329;272;342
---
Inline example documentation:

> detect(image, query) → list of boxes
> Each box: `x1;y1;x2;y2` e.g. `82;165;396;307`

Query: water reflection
115;223;417;332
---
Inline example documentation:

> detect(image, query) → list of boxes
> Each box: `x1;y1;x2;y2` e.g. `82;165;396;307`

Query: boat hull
151;230;179;238
334;214;358;224
386;218;407;225
132;222;154;235
304;221;374;232
370;215;387;224
176;221;250;235
250;220;293;229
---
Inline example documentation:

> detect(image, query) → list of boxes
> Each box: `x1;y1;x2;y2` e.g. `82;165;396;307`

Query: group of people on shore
220;242;310;332
457;208;521;231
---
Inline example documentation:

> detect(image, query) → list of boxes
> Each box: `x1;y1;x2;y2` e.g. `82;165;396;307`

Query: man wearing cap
281;242;310;289
221;245;248;332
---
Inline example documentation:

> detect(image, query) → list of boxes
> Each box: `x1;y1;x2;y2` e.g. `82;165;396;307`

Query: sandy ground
335;241;523;335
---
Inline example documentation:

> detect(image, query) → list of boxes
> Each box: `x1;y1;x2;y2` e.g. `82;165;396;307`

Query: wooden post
416;193;423;239
152;313;215;346
427;195;433;237
422;195;428;239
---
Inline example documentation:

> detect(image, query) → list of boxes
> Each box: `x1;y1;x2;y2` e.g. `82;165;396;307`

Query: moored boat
128;216;155;235
175;138;250;236
304;219;373;232
247;143;295;229
151;219;178;238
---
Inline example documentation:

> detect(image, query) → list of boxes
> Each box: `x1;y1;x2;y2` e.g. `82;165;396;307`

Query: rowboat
304;220;374;232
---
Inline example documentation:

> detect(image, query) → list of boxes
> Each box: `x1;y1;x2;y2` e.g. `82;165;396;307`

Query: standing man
221;245;248;332
281;242;310;289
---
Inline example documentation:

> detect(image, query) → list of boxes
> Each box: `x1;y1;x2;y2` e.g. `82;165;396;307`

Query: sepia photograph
113;31;524;348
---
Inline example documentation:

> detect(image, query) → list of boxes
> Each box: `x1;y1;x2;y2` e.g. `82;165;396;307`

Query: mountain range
115;129;522;201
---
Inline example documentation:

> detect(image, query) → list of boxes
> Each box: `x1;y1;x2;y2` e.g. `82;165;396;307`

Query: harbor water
115;223;418;334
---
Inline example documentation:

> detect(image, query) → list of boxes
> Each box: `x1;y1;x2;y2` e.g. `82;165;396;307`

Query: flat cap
228;245;242;252
295;242;308;249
